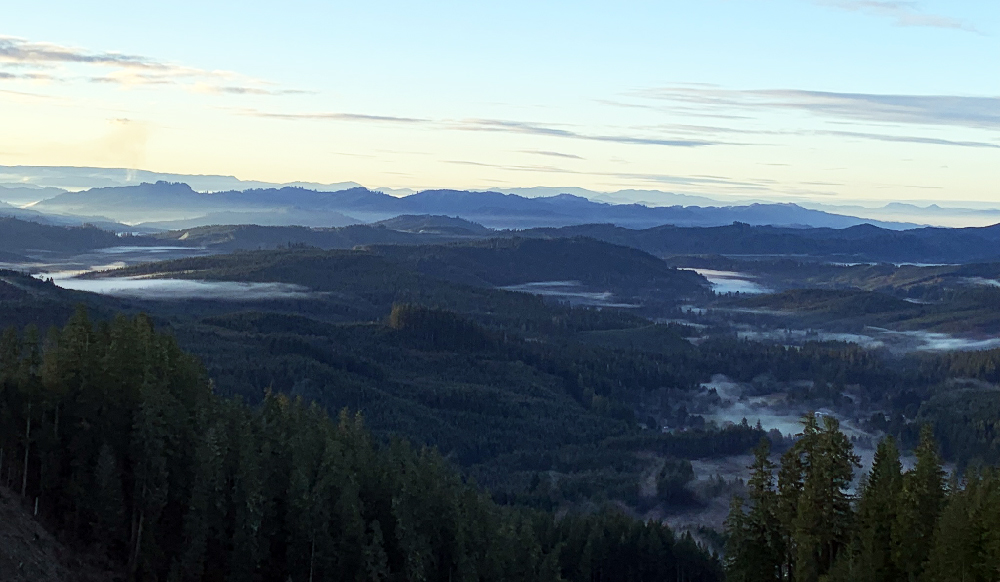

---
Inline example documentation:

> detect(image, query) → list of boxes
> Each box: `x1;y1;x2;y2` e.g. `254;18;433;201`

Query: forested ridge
0;309;722;581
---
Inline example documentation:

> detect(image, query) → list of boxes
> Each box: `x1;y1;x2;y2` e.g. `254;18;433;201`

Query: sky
1;0;998;206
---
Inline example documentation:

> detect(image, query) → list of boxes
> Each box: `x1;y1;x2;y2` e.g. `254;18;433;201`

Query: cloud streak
0;36;304;95
520;150;585;160
204;85;313;96
245;107;727;148
445;159;789;193
244;109;431;124
815;1;978;32
817;130;1000;149
0;37;164;69
643;86;1000;131
454;118;722;147
245;95;999;154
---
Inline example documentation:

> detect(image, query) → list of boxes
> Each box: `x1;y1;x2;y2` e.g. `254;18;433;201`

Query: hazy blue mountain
0;164;361;192
801;201;1000;228
36;182;362;226
493;186;721;207
344;189;915;229
34;181;917;230
0;198;140;232
0;185;68;206
9;166;1000;229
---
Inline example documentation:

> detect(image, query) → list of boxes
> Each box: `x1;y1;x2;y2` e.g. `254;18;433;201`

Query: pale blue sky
1;0;998;205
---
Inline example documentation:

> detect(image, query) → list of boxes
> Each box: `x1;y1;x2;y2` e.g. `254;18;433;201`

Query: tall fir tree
725;438;784;582
893;424;946;582
852;436;903;582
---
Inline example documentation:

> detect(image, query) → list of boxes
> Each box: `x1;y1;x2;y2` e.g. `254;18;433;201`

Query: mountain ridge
32;181;918;230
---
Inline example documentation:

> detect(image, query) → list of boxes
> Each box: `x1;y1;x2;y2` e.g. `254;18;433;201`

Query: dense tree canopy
0;308;722;581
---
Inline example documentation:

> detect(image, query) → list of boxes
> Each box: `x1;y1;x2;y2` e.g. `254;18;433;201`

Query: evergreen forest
0;309;721;581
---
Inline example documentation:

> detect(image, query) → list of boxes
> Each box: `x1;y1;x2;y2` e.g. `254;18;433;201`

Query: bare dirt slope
0;486;115;582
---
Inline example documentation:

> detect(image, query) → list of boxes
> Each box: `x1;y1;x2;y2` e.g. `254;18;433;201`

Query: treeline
725;416;1000;582
0;308;722;581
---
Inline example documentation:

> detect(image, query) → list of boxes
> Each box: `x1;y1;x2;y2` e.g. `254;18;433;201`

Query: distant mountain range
0;164;363;193
0;194;135;232
8;180;921;231
5;165;1000;228
11;166;1000;229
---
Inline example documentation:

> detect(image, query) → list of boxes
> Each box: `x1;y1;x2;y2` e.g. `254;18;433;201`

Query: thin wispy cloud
204;86;313;96
246;108;727;148
0;87;66;102
763;90;1000;129
245;97;999;153
454;119;723;147
446;160;572;173
243;109;431;124
0;36;303;95
817;130;1000;149
638;117;1000;149
0;70;53;81
520;150;585;160
0;37;163;68
445;160;790;194
815;1;978;32
642;86;1000;131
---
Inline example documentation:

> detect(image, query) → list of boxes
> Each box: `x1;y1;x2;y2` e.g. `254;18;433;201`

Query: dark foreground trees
725;416;1000;582
0;308;721;582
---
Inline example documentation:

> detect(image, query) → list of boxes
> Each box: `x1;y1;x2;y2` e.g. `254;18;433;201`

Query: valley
4;209;1000;546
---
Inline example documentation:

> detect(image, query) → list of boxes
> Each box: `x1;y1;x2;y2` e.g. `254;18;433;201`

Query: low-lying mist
53;276;320;301
501;280;642;308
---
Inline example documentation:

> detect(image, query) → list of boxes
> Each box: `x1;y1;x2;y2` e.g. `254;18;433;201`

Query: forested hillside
0;217;141;254
523;222;1000;263
89;242;710;320
736;286;1000;333
370;237;709;298
0;310;722;581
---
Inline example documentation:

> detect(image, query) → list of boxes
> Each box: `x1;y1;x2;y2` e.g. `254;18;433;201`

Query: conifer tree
725;438;783;581
921;471;984;582
852;436;903;582
776;414;859;582
893;425;946;582
128;382;174;577
93;442;125;544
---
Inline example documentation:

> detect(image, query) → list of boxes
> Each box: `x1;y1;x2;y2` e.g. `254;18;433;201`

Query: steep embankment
0;487;114;582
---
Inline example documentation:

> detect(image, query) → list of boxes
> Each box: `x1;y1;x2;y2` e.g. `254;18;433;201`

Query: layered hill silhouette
29;181;916;230
5;212;1000;265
